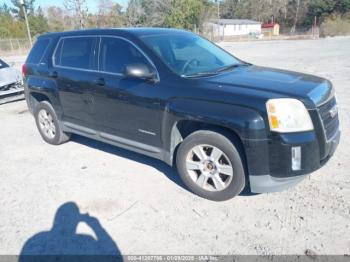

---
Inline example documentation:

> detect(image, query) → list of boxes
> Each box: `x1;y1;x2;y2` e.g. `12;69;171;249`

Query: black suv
23;28;340;201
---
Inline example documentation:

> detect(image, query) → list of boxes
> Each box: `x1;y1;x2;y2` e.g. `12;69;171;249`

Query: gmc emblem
329;105;338;118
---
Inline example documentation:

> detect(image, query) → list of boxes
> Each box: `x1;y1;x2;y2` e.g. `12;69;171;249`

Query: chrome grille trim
317;97;339;141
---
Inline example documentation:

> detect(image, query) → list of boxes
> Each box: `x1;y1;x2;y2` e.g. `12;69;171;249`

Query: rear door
52;36;99;130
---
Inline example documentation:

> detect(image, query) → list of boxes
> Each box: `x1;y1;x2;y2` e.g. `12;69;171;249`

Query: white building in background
207;19;262;37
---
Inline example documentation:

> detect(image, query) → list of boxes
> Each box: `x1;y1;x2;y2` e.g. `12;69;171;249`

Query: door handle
95;78;105;86
50;71;58;78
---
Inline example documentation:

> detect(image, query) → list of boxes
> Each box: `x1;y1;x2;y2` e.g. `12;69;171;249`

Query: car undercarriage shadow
71;134;259;198
71;134;186;189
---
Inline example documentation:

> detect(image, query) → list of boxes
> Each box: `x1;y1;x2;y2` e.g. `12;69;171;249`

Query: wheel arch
163;99;267;168
169;120;247;167
25;76;62;118
28;92;52;113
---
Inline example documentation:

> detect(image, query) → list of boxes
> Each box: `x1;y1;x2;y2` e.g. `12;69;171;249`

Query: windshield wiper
182;71;220;78
182;63;251;78
215;63;249;73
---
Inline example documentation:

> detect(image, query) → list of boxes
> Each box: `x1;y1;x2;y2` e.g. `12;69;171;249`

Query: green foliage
125;0;171;27
10;0;35;19
0;3;26;38
320;12;350;36
2;0;350;39
28;7;49;37
307;0;337;19
0;0;48;39
340;0;350;11
305;0;350;26
46;6;65;32
164;0;206;30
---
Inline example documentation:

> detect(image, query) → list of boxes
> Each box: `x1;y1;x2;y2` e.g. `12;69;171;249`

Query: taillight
22;64;27;78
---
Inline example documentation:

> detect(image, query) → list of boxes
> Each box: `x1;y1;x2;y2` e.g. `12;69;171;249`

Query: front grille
317;97;339;140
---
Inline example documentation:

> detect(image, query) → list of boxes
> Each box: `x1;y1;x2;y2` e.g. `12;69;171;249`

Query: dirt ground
0;37;349;256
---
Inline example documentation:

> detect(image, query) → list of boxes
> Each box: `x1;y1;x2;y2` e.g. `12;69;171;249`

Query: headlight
266;98;314;133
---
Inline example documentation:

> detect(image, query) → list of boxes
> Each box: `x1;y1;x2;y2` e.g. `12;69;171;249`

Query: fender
161;98;270;173
26;75;63;120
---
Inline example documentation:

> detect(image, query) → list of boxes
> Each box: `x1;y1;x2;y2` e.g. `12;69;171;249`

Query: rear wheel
34;101;70;145
176;130;246;201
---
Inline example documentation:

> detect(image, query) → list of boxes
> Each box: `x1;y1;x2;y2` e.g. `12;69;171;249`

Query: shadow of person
19;202;122;262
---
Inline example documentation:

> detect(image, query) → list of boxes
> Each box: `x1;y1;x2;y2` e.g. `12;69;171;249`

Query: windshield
0;59;9;69
140;33;242;77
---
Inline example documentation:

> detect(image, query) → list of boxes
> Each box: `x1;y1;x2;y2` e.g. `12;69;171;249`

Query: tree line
1;0;350;39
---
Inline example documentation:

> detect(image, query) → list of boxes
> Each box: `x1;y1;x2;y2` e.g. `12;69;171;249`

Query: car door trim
63;122;162;155
64;122;97;135
99;132;160;153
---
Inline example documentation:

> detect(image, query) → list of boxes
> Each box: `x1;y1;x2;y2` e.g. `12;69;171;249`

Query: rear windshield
27;38;50;64
0;59;9;69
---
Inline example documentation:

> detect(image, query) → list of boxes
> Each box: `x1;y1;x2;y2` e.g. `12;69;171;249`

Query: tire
34;101;71;145
176;130;246;201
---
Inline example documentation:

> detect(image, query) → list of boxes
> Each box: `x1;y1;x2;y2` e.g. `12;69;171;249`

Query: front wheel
176;130;246;201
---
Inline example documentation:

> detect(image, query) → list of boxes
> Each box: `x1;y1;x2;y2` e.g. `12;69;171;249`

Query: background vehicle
0;58;23;105
23;28;340;201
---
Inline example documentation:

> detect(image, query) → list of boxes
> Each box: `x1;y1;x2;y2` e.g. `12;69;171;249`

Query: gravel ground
0;37;349;256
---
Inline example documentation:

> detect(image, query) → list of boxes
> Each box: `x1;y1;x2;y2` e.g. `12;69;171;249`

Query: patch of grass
321;13;350;37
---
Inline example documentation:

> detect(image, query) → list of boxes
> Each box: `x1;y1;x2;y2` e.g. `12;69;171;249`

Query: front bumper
246;128;340;193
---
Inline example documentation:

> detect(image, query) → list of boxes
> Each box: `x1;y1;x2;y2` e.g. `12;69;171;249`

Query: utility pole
216;0;220;19
20;0;32;47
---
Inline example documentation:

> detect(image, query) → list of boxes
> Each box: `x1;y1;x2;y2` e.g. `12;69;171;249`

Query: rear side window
99;37;150;74
27;38;50;64
54;37;96;70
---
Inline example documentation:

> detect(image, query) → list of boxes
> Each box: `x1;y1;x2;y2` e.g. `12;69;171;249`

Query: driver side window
99;37;150;74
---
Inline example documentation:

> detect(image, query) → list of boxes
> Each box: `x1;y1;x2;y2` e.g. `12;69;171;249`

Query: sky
3;0;129;12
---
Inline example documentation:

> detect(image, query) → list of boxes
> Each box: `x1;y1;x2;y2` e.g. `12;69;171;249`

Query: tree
96;0;124;27
125;0;145;26
28;6;49;36
165;0;207;30
63;0;88;29
0;3;11;15
0;3;13;38
126;0;171;27
306;0;350;25
46;6;65;32
10;0;35;19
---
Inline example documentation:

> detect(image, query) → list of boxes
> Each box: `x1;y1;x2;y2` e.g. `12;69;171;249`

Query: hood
0;67;22;87
203;65;332;108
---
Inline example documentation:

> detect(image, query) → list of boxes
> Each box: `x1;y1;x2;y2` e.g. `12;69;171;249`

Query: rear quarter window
26;38;50;64
53;37;96;70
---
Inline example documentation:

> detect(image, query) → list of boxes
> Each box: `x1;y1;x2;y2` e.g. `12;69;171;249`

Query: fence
201;24;320;42
0;26;320;56
0;38;32;56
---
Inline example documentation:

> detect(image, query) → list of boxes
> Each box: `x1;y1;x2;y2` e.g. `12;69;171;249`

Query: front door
91;36;163;148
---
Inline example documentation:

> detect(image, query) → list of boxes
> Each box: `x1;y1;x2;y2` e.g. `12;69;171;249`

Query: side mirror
125;63;158;83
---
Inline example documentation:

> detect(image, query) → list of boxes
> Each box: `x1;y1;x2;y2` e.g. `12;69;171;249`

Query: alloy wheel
38;109;56;139
186;144;234;192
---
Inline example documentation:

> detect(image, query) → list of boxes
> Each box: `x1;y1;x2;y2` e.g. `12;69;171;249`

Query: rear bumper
246;129;340;193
